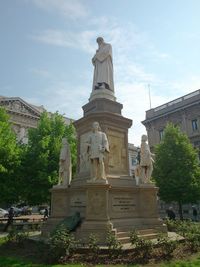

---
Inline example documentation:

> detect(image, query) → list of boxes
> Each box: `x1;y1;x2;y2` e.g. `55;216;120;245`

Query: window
131;156;137;166
192;119;198;131
159;130;164;141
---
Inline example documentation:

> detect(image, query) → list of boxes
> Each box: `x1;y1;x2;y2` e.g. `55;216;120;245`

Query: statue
58;138;72;186
92;37;114;92
140;135;154;183
86;122;109;181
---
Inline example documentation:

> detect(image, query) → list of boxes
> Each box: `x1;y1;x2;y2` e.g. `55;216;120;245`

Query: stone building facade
142;89;200;153
142;89;200;219
128;143;139;176
0;96;72;143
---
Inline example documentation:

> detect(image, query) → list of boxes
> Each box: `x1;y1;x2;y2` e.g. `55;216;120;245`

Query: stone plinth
42;97;166;243
89;88;116;102
73;98;132;184
76;183;113;244
41;186;70;237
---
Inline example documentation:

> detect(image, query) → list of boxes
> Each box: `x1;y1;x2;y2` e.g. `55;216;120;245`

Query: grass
2;256;200;267
0;256;87;267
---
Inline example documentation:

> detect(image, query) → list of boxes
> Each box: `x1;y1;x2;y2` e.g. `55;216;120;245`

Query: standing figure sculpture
140;134;154;183
86;122;109;182
92;37;114;92
58;137;72;186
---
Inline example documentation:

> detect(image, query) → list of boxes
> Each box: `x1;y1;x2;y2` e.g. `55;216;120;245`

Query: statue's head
62;138;68;145
141;134;148;142
92;121;101;132
96;37;104;45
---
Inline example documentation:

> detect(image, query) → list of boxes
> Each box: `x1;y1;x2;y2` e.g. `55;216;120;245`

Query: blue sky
1;0;200;145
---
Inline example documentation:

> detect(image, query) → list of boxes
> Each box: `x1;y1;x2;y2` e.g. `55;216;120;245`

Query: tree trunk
178;201;183;220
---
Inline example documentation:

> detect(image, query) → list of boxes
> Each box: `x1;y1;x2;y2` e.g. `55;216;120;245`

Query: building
128;143;139;176
142;89;200;153
0;96;72;144
142;89;200;219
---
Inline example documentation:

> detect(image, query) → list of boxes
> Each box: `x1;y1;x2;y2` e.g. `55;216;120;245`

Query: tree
153;123;200;219
21;112;77;205
0;107;22;205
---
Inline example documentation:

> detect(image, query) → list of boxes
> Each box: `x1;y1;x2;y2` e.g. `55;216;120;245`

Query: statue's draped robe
87;131;109;161
92;43;114;92
59;143;72;185
140;142;152;167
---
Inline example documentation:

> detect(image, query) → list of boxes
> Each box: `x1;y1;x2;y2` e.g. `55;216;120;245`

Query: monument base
89;88;116;102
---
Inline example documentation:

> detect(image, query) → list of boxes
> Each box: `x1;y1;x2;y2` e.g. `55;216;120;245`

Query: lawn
1;256;200;267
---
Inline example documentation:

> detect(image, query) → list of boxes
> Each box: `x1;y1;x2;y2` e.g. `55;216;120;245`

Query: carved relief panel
107;130;127;175
79;132;91;174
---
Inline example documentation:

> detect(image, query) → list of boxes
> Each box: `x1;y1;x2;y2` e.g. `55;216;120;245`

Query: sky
1;0;200;145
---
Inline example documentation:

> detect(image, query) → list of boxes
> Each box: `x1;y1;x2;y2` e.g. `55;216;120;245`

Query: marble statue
86;121;109;181
58;137;72;186
140;135;154;183
92;37;114;92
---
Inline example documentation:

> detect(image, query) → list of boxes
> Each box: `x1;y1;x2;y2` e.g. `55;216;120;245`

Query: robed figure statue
92;37;114;92
86;122;110;182
58;137;72;186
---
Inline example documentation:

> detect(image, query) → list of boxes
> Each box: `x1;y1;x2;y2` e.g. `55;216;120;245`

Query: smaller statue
58;137;72;186
86;121;109;182
140;134;154;183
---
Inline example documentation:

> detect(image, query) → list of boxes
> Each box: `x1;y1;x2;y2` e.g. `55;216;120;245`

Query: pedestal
76;183;113;244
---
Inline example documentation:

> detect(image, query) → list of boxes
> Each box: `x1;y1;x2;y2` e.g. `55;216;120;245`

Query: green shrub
130;229;140;246
185;232;200;252
106;229;122;256
49;224;77;261
157;234;177;257
130;229;153;260
88;233;100;258
7;228;29;244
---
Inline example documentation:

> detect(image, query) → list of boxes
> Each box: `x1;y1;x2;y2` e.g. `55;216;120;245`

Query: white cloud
31;29;96;54
30;0;88;19
27;81;89;119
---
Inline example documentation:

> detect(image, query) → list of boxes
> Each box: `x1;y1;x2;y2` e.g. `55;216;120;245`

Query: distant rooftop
143;89;200;123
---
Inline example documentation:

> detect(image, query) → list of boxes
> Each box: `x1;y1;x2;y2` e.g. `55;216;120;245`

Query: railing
153;89;200;113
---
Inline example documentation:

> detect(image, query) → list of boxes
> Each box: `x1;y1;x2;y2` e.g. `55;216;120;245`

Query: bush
88;233;100;259
157;234;177;258
130;229;140;246
49;224;77;262
7;228;29;245
106;229;122;257
130;229;153;261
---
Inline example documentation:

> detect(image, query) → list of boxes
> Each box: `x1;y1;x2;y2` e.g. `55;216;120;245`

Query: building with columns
142;89;200;154
0;96;72;144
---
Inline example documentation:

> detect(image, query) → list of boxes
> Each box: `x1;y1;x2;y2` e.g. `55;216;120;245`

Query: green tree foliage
153;123;200;219
0;107;21;205
21;112;77;205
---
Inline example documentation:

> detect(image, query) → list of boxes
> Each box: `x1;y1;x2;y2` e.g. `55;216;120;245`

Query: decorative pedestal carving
77;183;113;244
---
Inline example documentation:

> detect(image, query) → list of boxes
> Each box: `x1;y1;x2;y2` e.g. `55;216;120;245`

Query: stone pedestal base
89;88;116;102
41;186;70;237
76;183;113;244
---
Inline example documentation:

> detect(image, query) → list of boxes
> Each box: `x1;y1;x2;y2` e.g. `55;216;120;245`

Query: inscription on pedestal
112;196;136;212
70;196;86;211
